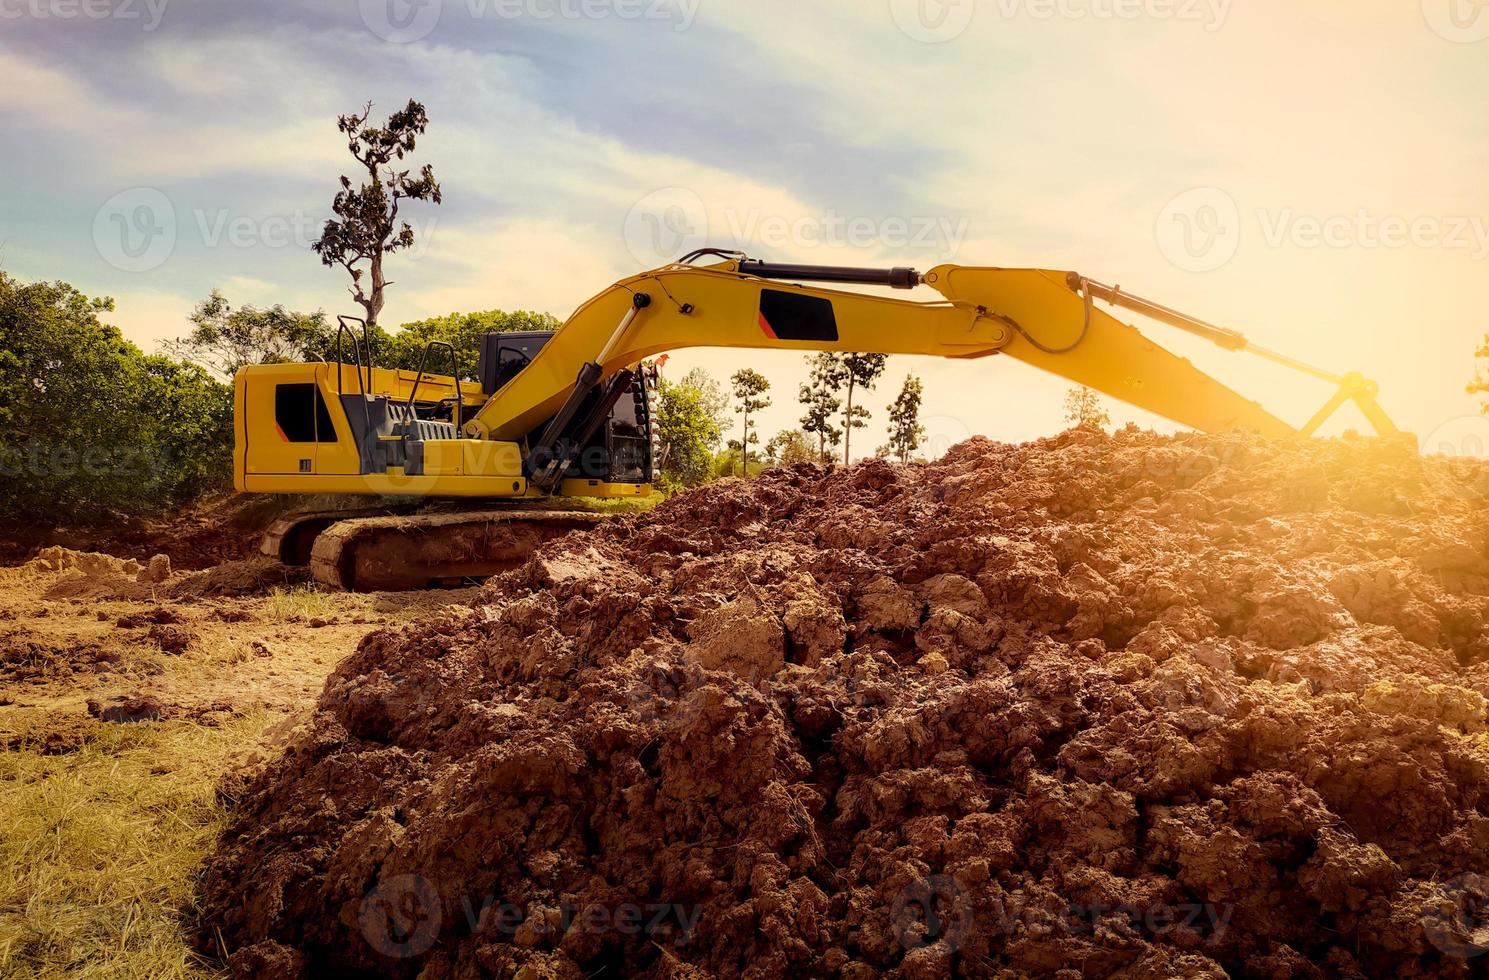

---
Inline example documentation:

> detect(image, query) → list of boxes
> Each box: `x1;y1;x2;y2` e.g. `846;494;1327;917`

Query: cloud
99;287;198;351
390;218;626;323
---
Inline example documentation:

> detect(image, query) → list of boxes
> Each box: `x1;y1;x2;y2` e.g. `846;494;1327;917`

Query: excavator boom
464;256;1392;448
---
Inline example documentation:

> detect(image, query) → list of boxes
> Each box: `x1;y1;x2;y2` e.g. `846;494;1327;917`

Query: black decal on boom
758;290;839;342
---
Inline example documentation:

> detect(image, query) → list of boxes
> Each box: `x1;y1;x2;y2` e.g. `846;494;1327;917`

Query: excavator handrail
333;315;371;396
404;340;465;425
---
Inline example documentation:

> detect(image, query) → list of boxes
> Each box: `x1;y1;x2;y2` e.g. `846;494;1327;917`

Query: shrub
0;273;233;525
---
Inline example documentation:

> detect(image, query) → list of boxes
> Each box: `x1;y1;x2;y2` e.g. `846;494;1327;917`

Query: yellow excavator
236;250;1398;590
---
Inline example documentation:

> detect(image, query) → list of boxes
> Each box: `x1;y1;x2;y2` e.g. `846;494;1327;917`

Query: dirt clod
139;553;173;584
117;608;182;629
87;695;173;724
199;431;1489;978
148;623;195;655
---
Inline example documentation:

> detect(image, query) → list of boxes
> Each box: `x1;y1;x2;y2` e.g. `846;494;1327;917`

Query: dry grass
560;492;665;515
261;584;341;622
0;718;266;978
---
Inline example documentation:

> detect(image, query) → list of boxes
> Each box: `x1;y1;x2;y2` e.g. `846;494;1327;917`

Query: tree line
650;354;931;493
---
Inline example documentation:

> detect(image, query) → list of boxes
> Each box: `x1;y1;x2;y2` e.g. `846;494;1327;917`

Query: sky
2;0;1487;460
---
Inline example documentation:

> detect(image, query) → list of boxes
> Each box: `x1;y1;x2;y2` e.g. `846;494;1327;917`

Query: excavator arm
463;255;1395;454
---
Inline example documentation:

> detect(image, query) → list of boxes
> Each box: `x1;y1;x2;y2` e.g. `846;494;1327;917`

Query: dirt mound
85;693;241;726
0;545;176;601
167;558;312;598
199;429;1489;978
18;546;145;578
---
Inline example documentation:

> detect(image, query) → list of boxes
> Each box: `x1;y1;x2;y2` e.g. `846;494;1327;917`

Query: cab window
274;383;336;443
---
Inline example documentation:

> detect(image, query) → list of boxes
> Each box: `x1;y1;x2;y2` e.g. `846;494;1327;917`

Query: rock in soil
198;430;1489;978
87;695;173;724
148;623;196;655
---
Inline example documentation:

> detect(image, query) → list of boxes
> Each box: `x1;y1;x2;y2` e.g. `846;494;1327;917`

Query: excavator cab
477;329;656;489
478;330;552;395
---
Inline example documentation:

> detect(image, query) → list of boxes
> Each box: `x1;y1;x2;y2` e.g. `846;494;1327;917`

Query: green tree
1063;386;1111;430
799;352;843;464
716;441;746;480
312;99;442;333
654;375;722;490
140;354;234;502
765;429;815;466
886;373;927;463
679;366;729;449
383;309;561;375
839;352;888;464
730;368;772;475
173;291;561;381
166;290;336;378
0;273;232;524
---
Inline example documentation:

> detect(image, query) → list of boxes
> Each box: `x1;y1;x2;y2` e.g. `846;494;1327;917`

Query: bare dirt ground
197;429;1489;979
0;548;474;756
0;538;479;977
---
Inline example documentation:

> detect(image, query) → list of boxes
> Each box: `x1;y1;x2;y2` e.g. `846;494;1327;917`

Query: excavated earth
200;429;1489;978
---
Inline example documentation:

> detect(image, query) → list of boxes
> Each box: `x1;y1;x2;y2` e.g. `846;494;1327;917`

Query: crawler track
304;509;609;591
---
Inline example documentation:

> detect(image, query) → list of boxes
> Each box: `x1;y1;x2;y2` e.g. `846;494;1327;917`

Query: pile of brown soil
199;430;1489;978
166;558;312;598
0;546;169;601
